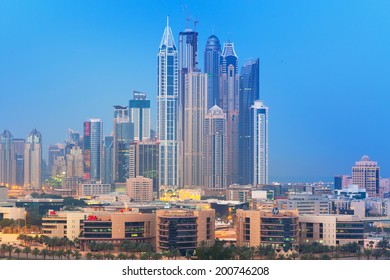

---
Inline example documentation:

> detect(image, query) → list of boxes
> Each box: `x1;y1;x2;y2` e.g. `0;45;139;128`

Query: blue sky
1;0;389;182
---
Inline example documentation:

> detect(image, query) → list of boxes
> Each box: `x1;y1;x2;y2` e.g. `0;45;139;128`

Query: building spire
167;15;169;28
159;16;176;49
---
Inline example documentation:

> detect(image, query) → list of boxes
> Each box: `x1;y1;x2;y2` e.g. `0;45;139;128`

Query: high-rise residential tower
0;130;15;187
183;71;208;188
238;59;260;185
129;91;151;141
24;129;42;189
220;41;239;185
83;119;103;182
157;17;179;188
135;140;159;193
204;105;227;193
113;106;134;182
352;155;380;198
204;35;221;108
251;100;268;186
178;24;199;188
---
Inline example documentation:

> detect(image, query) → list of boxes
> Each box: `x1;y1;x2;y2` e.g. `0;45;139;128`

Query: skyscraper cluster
158;17;268;195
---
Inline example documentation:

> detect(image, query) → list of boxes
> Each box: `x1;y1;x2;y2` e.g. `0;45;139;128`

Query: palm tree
40;249;49;260
1;244;7;257
129;253;137;260
105;253;115;260
32;248;40;259
290;252;299;260
171;248;181;260
56;249;65;260
356;250;362;260
372;249;382;260
93;253;104;260
364;249;371;260
65;249;73;260
117;253;127;260
86;252;93;260
22;246;32;259
14;247;22;259
73;250;82;260
6;244;14;259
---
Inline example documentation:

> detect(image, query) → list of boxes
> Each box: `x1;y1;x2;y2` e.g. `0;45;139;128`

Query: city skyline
1;1;390;181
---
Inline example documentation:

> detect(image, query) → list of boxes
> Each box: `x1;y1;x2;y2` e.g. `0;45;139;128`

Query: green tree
40;249;49;260
372;249;382;260
73;250;82;260
6;244;14;259
86;252;93;260
32;248;40;259
14;247;22;259
364;249;371;260
22;246;32;259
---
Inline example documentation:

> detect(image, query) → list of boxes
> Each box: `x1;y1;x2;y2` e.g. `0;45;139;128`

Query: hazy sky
1;0;389;182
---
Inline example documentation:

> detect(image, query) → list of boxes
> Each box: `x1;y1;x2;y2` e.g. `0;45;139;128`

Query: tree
86;252;93;260
372;249;382;260
40;249;49;260
117;253;127;260
73;250;82;260
6;244;14;259
14;247;22;259
364;249;371;260
56;249;65;260
32;248;40;259
376;240;389;252
23;246;32;259
66;249;73;260
320;254;331;260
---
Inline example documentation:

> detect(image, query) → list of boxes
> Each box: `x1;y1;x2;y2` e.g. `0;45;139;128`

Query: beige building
156;209;215;255
236;209;299;250
299;215;364;246
79;212;156;251
79;183;111;196
0;207;25;220
42;211;90;240
226;184;252;202
126;176;153;203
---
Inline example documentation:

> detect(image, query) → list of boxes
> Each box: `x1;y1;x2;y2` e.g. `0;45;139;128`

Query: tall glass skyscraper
129;91;150;141
220;41;239;185
204;35;221;108
238;59;260;185
83;119;103;182
157;17;179;187
13;138;25;187
0;130;15;187
24;129;42;189
113;106;134;183
251;101;268;185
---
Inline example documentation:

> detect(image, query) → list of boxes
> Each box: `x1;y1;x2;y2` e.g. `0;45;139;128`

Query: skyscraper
178;24;199;189
238;59;260;185
135;140;159;192
129;91;151;141
0;130;15;187
13;138;25;186
48;144;65;176
220;41;239;185
183;71;208;188
352;155;380;198
83;119;103;182
204;105;227;193
103;136;114;185
24;129;42;189
204;35;221;108
113;106;134;182
157;17;179;187
251;100;268;186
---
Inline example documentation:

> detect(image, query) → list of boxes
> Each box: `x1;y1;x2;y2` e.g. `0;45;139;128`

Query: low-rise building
126;176;153;203
286;193;330;215
156;209;215;255
236;209;299;250
299;214;364;246
79;212;156;251
79;183;111;197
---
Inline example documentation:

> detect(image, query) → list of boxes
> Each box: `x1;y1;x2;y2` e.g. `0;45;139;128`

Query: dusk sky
1;0;389;182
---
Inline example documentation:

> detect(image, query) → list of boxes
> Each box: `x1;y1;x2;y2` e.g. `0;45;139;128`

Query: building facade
236;209;299;250
252;101;268;185
204;35;221;108
0;130;15;187
103;136;114;185
129;91;151;141
204;105;227;193
126;176;153;203
24;129;42;189
157;17;179;188
83;119;103;182
238;59;260;185
352;155;380;198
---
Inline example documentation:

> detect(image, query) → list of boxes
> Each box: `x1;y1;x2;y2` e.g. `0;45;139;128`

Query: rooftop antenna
166;15;169;27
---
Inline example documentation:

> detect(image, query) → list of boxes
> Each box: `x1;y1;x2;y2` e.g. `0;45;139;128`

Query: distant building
337;184;366;199
126;176;153;203
156;209;215;255
0;130;15;187
286;193;330;215
79;183;111;196
0;186;8;202
24;129;42;189
103;136;114;185
236;209;299;250
83;119;103;182
48;144;65;176
226;184;252;203
129;91;151;141
13;138;25;187
299;215;364;246
0;206;25;220
334;175;351;190
204;34;221;108
352;155;380;198
65;146;83;179
135;140;159;193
